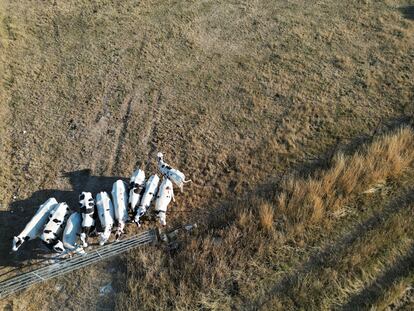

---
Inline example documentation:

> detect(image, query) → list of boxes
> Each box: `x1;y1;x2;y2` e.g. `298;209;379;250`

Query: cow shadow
0;169;128;272
400;6;414;20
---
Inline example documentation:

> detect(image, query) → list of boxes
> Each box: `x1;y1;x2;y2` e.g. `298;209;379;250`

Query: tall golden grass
258;202;274;233
117;127;414;310
276;127;414;231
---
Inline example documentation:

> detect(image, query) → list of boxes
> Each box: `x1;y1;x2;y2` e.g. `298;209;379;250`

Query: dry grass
276;127;414;232
115;127;414;311
258;202;274;233
280;199;414;310
0;0;12;208
0;0;413;309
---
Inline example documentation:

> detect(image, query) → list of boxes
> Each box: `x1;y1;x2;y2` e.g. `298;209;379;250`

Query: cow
12;197;58;251
79;191;97;247
96;191;115;245
154;177;175;226
134;174;159;226
40;202;70;252
63;212;85;254
128;169;146;215
112;180;129;240
156;152;191;192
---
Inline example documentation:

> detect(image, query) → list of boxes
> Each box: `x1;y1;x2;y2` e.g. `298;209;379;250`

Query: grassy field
0;0;413;310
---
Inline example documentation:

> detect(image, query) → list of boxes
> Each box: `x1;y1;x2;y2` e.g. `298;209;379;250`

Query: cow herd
11;153;191;254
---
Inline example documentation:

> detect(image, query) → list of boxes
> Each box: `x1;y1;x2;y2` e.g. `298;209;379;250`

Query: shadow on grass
1;116;412;297
0;169;127;270
400;6;414;20
290;115;413;179
246;188;414;310
208;116;414;233
340;244;414;310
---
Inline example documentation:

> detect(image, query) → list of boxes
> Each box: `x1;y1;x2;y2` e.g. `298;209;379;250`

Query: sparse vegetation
116;127;414;310
0;0;413;310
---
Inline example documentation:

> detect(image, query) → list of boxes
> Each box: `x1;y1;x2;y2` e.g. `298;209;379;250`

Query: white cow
12;198;58;251
154;177;175;226
134;174;159;226
79;191;96;247
96;191;115;245
112;180;129;240
40;202;70;252
63;212;85;254
128;169;145;214
157;152;191;192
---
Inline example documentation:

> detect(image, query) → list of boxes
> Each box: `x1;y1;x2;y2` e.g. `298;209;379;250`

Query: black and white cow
112;180;129;240
79;192;97;248
128;169;146;215
154;177;175;226
12;198;58;251
157;152;191;192
96;191;115;246
134;174;159;226
63;212;85;254
40;202;70;252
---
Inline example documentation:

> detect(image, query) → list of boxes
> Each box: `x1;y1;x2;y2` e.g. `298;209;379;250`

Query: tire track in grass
139;90;162;171
110;96;134;176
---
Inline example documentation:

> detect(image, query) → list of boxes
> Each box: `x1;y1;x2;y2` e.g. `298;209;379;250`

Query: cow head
133;215;141;227
80;232;88;247
74;245;86;255
134;206;146;227
157;152;164;163
158;212;167;227
53;240;65;253
115;228;122;240
12;236;23;251
98;232;107;246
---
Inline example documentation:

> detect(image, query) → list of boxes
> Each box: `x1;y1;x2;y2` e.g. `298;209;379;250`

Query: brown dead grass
0;0;12;207
116;127;414;310
258;202;274;233
282;200;414;311
277;127;414;231
0;0;413;309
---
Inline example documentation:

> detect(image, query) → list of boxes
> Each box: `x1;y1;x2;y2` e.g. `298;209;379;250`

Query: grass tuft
276;127;414;231
258;202;274;232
